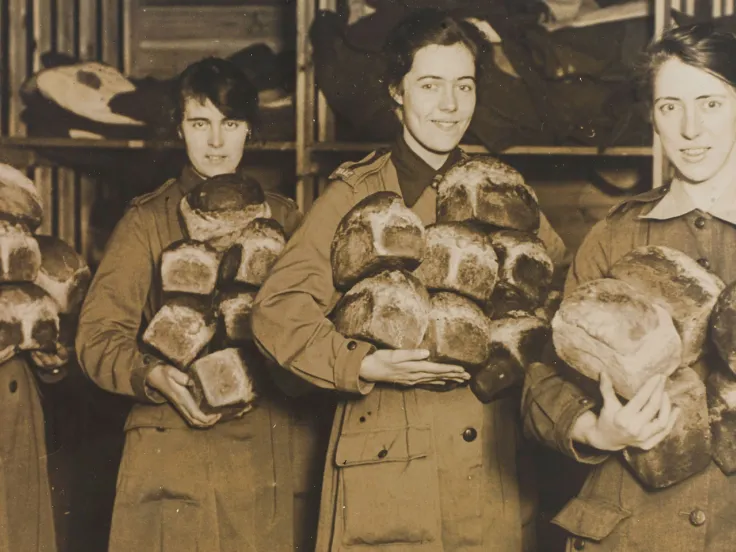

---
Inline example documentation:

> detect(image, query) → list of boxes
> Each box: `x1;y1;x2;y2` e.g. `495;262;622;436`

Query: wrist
571;410;598;446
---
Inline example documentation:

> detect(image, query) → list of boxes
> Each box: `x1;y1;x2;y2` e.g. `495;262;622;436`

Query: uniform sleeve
522;218;614;463
252;180;376;395
538;210;568;269
75;205;165;404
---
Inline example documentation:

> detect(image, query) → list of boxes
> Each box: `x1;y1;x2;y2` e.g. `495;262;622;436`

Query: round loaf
0;163;43;231
331;191;425;290
552;278;682;399
332;269;430;350
0;220;41;283
0;283;60;358
436;155;540;232
34;235;91;314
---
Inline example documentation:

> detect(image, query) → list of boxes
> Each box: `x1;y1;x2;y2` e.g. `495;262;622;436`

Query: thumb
167;367;191;386
599;372;620;408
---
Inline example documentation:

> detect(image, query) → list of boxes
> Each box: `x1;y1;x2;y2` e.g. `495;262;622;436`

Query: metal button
694;216;706;229
9;380;17;393
697;258;710;270
347;340;358;351
689;508;706;527
579;397;592;406
572;537;586;550
462;427;478;442
377;448;388;459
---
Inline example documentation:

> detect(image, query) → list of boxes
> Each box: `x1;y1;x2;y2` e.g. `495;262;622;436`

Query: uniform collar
390;136;463;207
178;165;205;195
641;178;736;225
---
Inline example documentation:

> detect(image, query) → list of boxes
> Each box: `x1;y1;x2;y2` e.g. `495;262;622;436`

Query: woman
252;9;567;551
76;58;325;552
523;24;736;552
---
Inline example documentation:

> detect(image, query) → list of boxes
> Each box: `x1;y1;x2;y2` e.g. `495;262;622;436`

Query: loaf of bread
142;296;216;369
34;235;91;314
487;230;554;318
189;348;257;416
160;239;220;296
331;191;425;290
216;289;257;344
707;369;736;475
435;155;540;232
470;314;550;403
0;220;41;283
0;163;44;231
413;222;498;304
179;173;272;251
218;218;286;287
552;278;682;399
332;269;430;350
610;245;724;367
709;280;736;377
624;367;711;489
0;283;60;362
420;291;493;370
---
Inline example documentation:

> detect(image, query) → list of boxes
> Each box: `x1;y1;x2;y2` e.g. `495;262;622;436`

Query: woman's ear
389;84;403;106
177;125;183;139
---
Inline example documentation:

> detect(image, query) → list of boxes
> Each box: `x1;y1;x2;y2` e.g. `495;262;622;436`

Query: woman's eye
705;99;722;110
224;120;240;130
421;83;437;90
458;84;475;93
658;102;678;114
192;121;206;129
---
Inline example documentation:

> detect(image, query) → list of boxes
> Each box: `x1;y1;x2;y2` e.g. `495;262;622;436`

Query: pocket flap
335;426;432;467
553;496;632;542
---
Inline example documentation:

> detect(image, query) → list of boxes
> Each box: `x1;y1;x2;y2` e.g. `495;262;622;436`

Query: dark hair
383;9;481;98
637;23;736;108
172;57;260;133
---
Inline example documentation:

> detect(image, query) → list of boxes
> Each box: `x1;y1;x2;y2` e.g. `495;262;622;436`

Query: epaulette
606;183;670;219
265;190;300;211
328;149;391;187
128;177;178;207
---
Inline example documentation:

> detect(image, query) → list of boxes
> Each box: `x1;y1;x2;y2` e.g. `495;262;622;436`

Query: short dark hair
637;23;736;108
173;57;260;132
383;9;481;97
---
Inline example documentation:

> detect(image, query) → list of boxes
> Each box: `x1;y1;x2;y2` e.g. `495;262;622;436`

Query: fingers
598;372;621;409
167;367;192;386
625;374;666;414
633;376;667;422
638;406;681;451
638;391;672;443
388;349;431;363
407;360;468;376
170;386;221;428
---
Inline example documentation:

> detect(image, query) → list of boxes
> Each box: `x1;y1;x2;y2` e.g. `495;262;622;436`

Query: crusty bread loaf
331;191;425;290
487;230;554;318
218;218;286;287
420;291;493;370
610;245;725;367
160;239;220;296
470;314;550;403
435;155;540;232
0;283;59;361
0;220;41;283
552;278;682;399
332;269;430;350
189;348;257;415
216;289;257;344
142;296;216;369
709;280;736;377
707;369;736;475
34;235;91;314
624;367;711;489
180;173;272;251
0;163;44;231
413;222;498;304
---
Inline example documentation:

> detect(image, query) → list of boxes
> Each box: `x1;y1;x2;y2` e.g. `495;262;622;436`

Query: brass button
697;258;710;270
694;216;706;229
572;537;586;550
462;427;478;442
377;448;388;459
579;397;592;406
347;340;358;351
8;380;17;393
689;508;706;527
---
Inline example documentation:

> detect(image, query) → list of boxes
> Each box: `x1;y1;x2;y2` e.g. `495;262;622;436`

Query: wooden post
8;0;28;137
296;0;316;213
101;0;121;69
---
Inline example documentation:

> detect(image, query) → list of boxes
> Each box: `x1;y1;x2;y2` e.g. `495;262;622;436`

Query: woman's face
393;43;476;167
180;97;250;178
654;57;736;185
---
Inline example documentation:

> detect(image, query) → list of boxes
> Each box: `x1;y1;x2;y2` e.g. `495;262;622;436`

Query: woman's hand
146;363;221;428
572;373;681;452
30;346;70;370
359;349;470;387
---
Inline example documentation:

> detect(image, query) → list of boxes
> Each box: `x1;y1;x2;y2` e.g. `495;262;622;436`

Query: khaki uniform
0;357;56;552
523;181;736;551
76;166;328;552
252;151;567;551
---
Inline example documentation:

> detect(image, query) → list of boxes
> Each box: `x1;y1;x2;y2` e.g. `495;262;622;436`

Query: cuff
557;394;610;465
334;338;376;395
130;353;167;404
35;365;68;384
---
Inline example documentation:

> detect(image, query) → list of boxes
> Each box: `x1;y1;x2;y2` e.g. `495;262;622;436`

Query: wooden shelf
0;137;297;151
310;142;654;157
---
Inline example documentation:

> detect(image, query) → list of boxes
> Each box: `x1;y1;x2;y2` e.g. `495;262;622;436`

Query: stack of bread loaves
0;163;91;380
552;245;725;488
142;173;290;418
330;156;555;401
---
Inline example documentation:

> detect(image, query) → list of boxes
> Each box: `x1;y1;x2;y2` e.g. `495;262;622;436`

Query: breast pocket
335;425;443;546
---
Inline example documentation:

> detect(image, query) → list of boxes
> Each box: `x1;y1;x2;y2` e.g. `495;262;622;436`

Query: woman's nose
439;85;458;112
208;125;223;147
681;107;703;140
